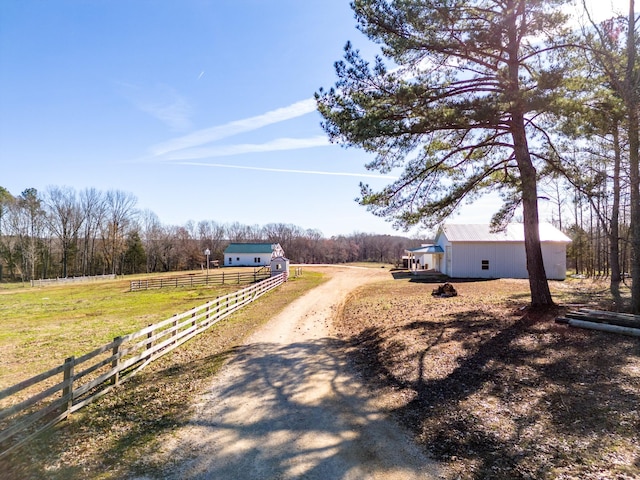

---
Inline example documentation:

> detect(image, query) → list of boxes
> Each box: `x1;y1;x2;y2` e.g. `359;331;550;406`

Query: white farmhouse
406;223;571;280
223;243;285;267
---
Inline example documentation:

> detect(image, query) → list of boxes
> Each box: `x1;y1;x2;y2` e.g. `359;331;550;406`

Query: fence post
62;356;75;417
192;311;196;328
172;314;178;345
146;324;153;356
112;336;122;386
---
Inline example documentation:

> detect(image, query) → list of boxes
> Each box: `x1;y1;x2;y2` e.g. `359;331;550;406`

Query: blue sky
0;0;628;237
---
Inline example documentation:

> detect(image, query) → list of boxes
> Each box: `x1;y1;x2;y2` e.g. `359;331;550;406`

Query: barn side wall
436;239;567;280
449;242;528;279
541;242;568;280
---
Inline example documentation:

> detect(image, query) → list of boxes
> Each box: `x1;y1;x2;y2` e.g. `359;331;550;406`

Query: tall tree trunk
506;1;553;308
512;115;553;307
610;125;622;284
626;0;640;313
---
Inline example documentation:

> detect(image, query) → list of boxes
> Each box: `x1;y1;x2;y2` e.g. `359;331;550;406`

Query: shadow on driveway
157;338;441;480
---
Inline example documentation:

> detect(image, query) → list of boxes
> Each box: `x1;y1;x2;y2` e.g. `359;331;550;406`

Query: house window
481;260;489;270
254;257;261;263
228;257;232;264
236;257;240;261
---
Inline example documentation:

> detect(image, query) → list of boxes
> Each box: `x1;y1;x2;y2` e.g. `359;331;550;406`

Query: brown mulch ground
333;276;640;480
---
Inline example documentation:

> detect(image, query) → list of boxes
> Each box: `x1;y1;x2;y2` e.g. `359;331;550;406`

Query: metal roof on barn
440;223;571;243
224;243;277;254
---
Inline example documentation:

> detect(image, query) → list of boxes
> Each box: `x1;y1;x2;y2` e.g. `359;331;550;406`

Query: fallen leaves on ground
334;278;640;480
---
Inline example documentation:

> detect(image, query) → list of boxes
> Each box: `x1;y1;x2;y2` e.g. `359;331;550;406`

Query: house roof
224;243;279;254
407;245;445;254
440;223;571;243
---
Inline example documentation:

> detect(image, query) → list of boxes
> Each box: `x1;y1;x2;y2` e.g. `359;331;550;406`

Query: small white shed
270;256;290;279
434;223;571;280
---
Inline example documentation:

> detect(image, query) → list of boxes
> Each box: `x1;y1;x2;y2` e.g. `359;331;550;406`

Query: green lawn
0;270;286;389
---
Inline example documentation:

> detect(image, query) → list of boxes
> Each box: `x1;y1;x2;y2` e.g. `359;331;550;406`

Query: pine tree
317;0;575;307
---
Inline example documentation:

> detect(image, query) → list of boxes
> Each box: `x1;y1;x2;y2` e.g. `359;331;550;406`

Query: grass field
0;268;284;389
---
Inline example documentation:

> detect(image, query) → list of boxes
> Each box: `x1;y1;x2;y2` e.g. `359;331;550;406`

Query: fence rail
130;268;270;291
0;273;287;459
31;274;117;287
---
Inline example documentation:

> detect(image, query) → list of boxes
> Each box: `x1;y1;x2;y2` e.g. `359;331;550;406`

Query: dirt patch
334;278;640;479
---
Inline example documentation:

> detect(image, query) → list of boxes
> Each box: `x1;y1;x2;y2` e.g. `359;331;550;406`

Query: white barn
223;243;285;267
406;223;571;280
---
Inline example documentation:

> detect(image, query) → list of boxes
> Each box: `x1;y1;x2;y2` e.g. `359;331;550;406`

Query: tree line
0;185;424;281
0;181;632;285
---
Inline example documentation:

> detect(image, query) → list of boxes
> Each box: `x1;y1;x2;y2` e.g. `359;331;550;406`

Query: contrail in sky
165;136;330;160
173;161;398;179
151;98;317;156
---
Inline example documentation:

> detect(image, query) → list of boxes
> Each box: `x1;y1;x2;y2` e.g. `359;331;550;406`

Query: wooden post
172;314;178;345
146;324;153;354
112;336;122;386
192;311;196;328
62;356;75;417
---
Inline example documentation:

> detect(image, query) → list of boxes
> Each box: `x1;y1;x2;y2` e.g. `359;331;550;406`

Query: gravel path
150;267;442;480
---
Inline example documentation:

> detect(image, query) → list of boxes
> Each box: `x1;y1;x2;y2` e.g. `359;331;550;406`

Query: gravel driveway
144;267;442;480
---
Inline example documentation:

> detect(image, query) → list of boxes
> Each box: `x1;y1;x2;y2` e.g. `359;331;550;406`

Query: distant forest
0;183;631;281
0;186;427;281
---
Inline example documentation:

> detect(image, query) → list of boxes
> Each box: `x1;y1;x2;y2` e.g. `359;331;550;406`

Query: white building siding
226;253;270;267
450;242;528;278
541;242;567;280
434;224;569;279
437;239;567;279
438;237;452;276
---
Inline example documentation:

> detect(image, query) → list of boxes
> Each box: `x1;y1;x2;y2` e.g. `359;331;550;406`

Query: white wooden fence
0;273;286;459
31;274;117;287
